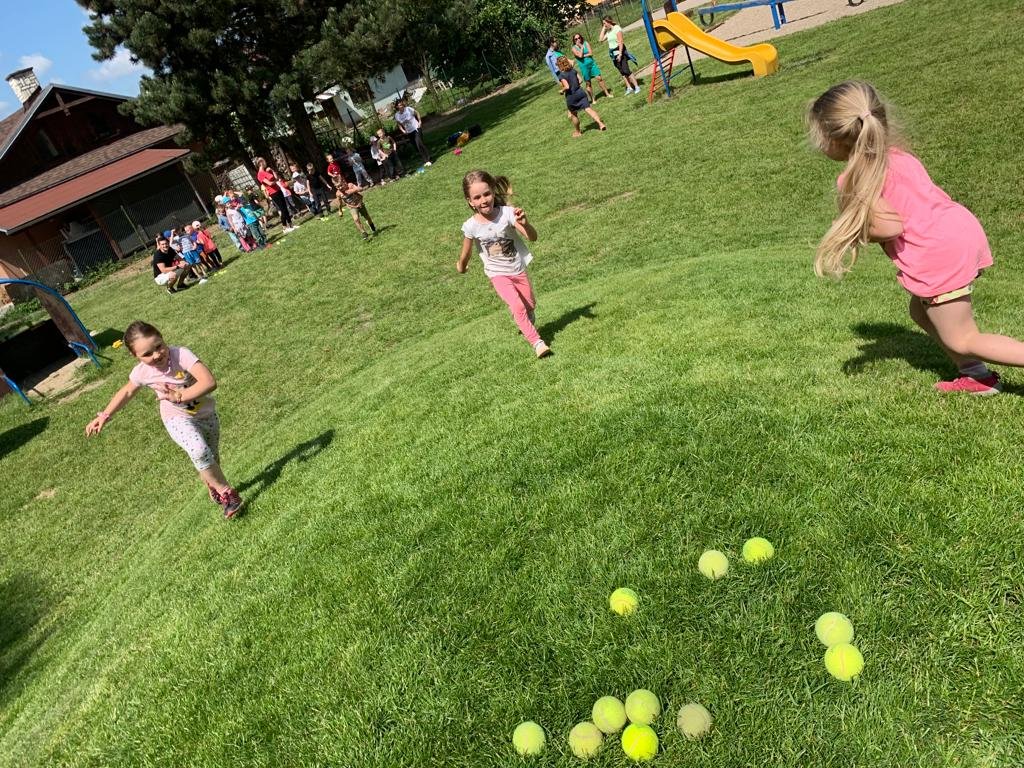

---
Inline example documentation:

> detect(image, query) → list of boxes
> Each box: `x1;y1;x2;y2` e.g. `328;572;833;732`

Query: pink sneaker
934;372;1002;395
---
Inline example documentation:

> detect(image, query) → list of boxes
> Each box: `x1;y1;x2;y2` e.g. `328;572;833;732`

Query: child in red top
192;220;223;270
810;80;1024;395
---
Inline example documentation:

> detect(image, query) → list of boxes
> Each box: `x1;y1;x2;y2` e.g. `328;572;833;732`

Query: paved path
622;0;906;78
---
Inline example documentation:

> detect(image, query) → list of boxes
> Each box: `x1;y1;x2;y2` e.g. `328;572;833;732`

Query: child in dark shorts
556;56;607;137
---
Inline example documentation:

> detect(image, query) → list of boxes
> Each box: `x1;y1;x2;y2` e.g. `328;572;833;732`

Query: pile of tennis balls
512;536;864;759
513;689;713;760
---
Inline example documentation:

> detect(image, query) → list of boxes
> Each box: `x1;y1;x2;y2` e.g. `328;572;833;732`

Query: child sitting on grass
334;175;377;240
810;80;1024;395
85;321;244;519
456;169;551;358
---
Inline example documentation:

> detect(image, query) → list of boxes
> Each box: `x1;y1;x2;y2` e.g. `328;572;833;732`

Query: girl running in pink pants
457;170;552;358
85;321;244;518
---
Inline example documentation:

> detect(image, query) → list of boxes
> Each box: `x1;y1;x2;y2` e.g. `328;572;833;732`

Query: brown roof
0;147;190;234
0;124;184;207
0;108;27;148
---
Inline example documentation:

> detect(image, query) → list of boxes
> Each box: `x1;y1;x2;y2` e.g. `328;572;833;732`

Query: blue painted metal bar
696;0;795;30
68;341;101;369
2;373;32;406
0;278;97;353
641;0;675;98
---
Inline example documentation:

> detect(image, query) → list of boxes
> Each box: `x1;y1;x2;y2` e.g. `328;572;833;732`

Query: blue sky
0;0;148;117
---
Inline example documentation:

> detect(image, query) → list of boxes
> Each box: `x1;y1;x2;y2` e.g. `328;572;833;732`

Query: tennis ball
624;689;661;725
676;702;713;739
568;721;603;758
698;549;729;579
815;612;854;647
592;695;627;734
609;587;639;615
512;721;546;756
741;536;775;563
621;723;658;761
824;643;864;681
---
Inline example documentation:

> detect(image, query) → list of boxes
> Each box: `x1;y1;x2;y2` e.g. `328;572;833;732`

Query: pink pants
490;272;540;346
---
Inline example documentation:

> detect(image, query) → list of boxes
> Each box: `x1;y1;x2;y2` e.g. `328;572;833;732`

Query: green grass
3;1;1024;765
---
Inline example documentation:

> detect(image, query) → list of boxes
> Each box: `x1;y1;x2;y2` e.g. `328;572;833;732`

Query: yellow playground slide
653;11;779;77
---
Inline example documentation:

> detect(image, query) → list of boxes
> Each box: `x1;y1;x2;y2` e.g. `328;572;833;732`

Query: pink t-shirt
843;149;991;298
129;346;215;421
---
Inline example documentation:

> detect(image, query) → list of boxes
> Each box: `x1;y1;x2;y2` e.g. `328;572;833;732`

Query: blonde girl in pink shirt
810;80;1024;395
85;321;244;518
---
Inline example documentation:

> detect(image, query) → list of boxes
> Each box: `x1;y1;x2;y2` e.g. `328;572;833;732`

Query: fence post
122;205;150;250
178;162;211;216
15;248;33;278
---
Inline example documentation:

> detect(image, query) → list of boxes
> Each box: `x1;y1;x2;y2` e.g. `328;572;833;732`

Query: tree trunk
288;98;325;166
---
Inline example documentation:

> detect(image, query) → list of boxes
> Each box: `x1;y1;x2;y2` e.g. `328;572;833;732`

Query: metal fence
10;180;207;297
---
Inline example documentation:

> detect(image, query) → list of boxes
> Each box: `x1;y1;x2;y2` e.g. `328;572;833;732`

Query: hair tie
860;111;872;120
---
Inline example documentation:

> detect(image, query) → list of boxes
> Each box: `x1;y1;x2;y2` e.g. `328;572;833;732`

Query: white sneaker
424;161;432;167
199;278;208;285
533;340;552;358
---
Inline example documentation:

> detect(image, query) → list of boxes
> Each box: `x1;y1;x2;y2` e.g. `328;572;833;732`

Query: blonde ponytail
808;82;894;278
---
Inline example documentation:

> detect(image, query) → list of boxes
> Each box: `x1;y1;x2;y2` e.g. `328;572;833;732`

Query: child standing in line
346;147;373;188
334;176;377;240
180;224;208;282
192;220;223;270
456;170;551;358
85;321;244;519
216;204;242;250
237;200;268;248
306;162;333;217
375;128;404;178
224;203;254;251
810;80;1024;395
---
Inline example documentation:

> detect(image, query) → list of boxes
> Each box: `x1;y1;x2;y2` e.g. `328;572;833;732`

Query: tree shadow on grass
0;573;52;705
0;417;49;462
236;429;335;505
538;303;597;344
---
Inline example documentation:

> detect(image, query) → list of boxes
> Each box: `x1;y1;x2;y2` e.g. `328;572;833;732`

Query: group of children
160;222;225;286
89;79;1021;523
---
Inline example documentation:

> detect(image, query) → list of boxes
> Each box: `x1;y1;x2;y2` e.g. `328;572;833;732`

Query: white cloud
88;47;147;82
18;53;53;76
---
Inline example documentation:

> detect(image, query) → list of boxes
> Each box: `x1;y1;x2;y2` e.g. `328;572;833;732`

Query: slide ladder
647;48;677;104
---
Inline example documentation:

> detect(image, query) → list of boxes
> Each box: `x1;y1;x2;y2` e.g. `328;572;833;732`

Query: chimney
5;67;42;106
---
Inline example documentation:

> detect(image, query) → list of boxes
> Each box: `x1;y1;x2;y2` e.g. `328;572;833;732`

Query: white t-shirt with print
395;106;421;133
461;206;534;278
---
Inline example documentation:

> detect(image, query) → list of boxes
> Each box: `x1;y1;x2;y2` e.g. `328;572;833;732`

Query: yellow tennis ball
609;587;639;616
676;702;713;739
698;549;729;579
621;723;658;761
815;612;854;647
824;643;864;681
592;696;627;734
741;536;775;563
512;721;546;755
624;689;661;725
568;721;603;759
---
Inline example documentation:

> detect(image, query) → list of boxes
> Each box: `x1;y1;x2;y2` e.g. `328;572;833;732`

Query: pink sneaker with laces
934;372;1002;395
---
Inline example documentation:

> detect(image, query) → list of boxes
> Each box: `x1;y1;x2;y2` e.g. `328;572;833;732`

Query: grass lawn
3;0;1024;765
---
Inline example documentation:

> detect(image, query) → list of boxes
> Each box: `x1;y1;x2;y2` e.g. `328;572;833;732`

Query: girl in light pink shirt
810;80;1024;395
85;321;244;518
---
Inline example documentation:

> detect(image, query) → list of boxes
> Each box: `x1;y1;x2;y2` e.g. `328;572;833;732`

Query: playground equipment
0;278;100;405
641;0;780;101
696;0;797;31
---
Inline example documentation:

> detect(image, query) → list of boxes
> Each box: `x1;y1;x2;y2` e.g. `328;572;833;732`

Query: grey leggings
164;412;221;470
